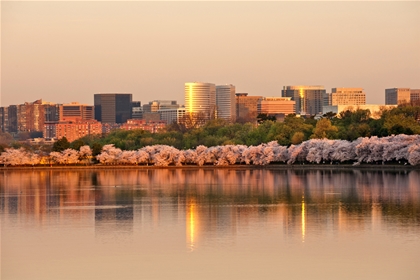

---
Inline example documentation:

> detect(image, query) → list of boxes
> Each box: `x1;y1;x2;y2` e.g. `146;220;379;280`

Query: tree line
0;104;419;159
1;134;420;166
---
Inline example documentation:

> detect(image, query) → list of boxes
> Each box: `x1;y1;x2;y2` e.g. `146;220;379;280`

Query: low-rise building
257;97;296;116
323;104;397;119
45;120;102;142
120;119;166;133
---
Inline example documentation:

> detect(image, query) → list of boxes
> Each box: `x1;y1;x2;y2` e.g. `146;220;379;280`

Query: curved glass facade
184;83;216;120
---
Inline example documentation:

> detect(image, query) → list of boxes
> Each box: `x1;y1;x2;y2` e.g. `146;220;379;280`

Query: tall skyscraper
331;88;366;106
216;85;236;121
184;83;216;120
94;93;132;124
385;88;411;105
282;86;326;115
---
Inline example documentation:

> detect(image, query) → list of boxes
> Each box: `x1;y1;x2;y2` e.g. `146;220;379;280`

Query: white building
158;107;186;124
216;84;236;121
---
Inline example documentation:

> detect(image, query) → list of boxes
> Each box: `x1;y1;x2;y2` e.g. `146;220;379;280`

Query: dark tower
94;93;133;124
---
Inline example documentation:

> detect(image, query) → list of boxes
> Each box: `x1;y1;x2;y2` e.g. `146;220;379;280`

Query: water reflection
1;168;419;280
2;169;418;243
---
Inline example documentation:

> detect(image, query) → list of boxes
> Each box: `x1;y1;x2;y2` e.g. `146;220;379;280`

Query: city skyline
2;1;419;107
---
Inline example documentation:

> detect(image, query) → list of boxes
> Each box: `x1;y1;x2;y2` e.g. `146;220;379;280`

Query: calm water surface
1;168;419;280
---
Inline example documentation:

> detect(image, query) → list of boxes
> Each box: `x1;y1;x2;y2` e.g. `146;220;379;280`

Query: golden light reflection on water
187;201;197;251
301;195;306;242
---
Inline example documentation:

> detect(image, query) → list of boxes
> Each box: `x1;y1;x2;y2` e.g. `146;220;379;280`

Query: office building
59;102;94;121
94;93;132;124
385;88;411;105
410;89;420;103
0;107;8;133
158;107;186;125
143;100;179;115
282;86;326;115
131;102;142;119
331;88;366;106
216;85;236;121
257;97;295;116
185;82;216;121
235;93;263;122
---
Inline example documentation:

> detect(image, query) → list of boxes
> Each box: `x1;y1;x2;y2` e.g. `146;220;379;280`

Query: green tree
291;132;305;145
311;119;338;139
70;139;85;150
52;137;70;152
91;143;103;157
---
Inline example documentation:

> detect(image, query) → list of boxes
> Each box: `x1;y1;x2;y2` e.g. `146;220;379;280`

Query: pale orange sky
1;1;419;106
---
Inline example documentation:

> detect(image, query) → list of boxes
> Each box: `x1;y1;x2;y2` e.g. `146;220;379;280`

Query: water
1;168;419;280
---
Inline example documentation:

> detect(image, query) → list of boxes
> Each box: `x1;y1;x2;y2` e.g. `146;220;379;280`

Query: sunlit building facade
184;83;216;120
59;102;94;121
257;97;296;116
282;85;326;116
385;88;411;105
331;88;366;106
216;85;236;121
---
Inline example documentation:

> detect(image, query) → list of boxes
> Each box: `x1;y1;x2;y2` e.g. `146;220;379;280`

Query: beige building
323;104;397;119
59;102;94;122
257;97;296;116
235;93;262;122
331;88;366;106
385;88;411;105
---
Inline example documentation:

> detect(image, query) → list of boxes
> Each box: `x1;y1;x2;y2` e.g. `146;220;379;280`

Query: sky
1;1;419;107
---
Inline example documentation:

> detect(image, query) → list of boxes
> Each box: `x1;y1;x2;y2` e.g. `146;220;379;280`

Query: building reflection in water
1;168;419;248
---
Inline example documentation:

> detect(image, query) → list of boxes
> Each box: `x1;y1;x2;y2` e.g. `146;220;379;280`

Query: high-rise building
6;105;18;133
184;82;216;120
257;97;295;116
385;88;411;105
59;102;94;122
235;93;263;122
94;93;132;124
0;107;8;133
331;88;366;106
282;86;326;115
216;85;236;121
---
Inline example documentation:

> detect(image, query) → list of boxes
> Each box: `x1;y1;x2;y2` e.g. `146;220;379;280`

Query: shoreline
0;163;418;171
